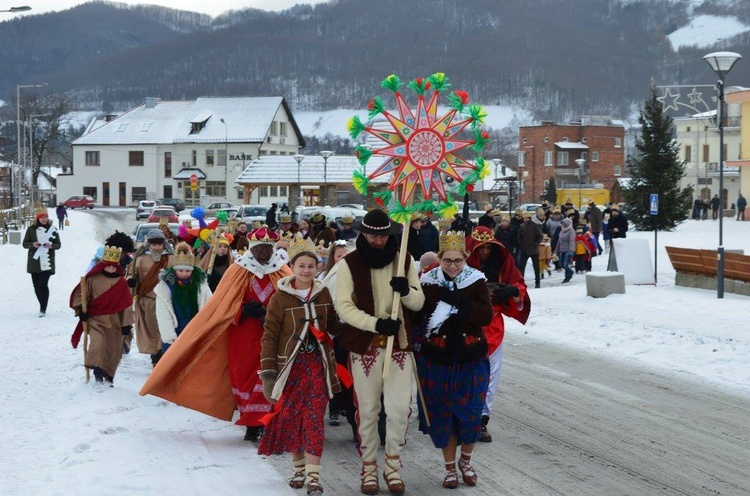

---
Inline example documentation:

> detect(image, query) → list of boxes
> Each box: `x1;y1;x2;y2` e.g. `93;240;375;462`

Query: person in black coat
607;205;628;243
265;203;278;230
493;215;519;266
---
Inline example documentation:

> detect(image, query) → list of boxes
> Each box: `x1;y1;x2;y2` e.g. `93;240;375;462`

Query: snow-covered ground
1;210;748;495
667;14;750;50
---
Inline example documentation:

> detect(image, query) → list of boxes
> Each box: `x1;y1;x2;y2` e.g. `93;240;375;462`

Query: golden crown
277;231;294;249
102;245;123;263
315;240;330;258
470;229;494;243
173;242;196;268
287;233;317;261
439;230;466;253
158;217;169;227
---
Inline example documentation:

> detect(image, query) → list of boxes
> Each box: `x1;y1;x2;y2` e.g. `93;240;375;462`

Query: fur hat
353;209;401;235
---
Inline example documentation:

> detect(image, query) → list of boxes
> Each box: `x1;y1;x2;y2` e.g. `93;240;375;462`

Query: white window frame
614;137;622;148
557;151;569;166
85;151;100;166
614;165;622;176
517;151;526;167
206;149;214;166
544;151;554;166
592;151;600;162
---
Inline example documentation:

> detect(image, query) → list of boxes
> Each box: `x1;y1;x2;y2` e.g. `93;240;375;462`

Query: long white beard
150;250;163;262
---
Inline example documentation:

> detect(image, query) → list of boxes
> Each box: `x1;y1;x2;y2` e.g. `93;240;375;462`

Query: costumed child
257;234;342;496
539;234;552;278
198;232;235;292
70;246;134;390
574;226;593;273
154;242;212;354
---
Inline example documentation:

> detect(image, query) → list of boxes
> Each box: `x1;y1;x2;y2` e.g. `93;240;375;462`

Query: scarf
420;265;486;337
355;234;398;269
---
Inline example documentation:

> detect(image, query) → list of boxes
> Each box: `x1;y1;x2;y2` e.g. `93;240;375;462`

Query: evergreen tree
622;85;693;231
543;175;557;204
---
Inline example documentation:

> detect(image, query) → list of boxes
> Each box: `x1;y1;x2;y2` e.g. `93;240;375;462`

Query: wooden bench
665;246;750;294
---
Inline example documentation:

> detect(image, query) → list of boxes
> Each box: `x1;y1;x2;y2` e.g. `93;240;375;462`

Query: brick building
517;116;626;205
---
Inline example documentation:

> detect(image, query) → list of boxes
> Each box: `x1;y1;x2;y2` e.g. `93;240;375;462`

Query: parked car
215;207;240;222
238;204;269;225
203;202;237;217
157;198;185;212
131;222;180;249
135;200;157;220
63;195;95;209
293;206;368;228
148;207;179;223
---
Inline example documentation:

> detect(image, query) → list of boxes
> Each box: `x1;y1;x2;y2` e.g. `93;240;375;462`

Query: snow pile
668;15;750;51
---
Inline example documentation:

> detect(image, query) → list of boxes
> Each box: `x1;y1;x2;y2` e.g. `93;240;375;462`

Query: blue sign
650;194;659;215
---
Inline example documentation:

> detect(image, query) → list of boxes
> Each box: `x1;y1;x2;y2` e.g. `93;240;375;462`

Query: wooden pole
382;220;410;379
80;276;90;383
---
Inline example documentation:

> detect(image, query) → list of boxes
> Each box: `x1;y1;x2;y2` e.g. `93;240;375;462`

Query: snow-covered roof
72;97;304;146
555;141;589;150
235;155;392;185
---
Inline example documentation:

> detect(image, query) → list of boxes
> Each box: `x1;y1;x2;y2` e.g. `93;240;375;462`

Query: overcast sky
9;0;330;18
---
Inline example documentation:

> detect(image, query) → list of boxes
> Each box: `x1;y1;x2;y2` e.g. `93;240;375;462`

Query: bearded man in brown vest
335;209;425;495
127;229;172;366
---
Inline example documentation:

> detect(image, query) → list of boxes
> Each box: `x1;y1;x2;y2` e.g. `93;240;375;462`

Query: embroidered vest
338;250;413;355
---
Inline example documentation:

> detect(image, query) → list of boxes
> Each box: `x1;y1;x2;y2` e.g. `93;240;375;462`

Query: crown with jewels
315;240;330;259
287;233;317;261
102;245;123;263
172;242;196;269
470;228;494;243
439;230;466;253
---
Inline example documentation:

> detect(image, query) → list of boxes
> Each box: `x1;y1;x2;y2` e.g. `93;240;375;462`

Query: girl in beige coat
258;238;341;496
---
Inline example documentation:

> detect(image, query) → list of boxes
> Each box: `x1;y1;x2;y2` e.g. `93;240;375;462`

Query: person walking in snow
70;246;133;390
154;242;211;355
257;235;341;496
555;218;575;283
55;202;68;230
23;207;61;317
736;194;746;221
710;194;721;220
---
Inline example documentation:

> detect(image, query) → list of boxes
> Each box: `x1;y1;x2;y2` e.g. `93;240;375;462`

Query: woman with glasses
417;230;493;489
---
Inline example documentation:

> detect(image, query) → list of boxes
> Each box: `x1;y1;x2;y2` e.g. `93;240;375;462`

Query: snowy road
272;333;749;495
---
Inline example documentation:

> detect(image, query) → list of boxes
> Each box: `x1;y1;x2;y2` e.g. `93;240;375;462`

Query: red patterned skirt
258;352;329;456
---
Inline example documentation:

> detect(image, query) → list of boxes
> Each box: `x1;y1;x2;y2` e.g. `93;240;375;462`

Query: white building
57;97;305;207
673;105;742;205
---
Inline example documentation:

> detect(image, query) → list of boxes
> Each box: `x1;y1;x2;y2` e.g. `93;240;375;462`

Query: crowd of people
24;204;537;495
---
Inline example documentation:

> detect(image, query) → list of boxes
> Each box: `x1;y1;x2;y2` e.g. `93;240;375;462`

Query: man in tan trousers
336;209;424;495
127;229;172;366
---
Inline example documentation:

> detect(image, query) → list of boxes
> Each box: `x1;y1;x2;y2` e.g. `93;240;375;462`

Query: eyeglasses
441;258;465;266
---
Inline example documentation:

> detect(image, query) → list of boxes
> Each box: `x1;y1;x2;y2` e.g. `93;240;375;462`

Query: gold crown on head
277;231;294;249
439;230;466;253
287;233;317;261
470;229;494;243
173;242;196;269
102;245;123;263
315;240;330;259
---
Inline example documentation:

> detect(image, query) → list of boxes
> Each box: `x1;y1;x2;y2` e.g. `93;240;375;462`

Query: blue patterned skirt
417;355;489;448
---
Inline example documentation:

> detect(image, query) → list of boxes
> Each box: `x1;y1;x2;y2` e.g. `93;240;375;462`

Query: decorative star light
657;87;681;112
348;73;491;222
657;84;716;117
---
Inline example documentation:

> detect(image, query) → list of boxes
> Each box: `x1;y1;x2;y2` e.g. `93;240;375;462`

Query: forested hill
2;0;750;122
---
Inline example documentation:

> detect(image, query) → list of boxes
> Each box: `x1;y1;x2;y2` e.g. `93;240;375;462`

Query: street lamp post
16;82;47;208
575;158;585;211
319;150;333;206
704;51;742;299
219;118;228;201
491;158;502;207
293;154;305;209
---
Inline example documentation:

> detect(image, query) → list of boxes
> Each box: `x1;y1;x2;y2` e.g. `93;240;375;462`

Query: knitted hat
35;207;48;221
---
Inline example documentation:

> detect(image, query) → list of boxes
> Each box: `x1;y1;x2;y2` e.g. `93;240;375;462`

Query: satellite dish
594;183;604;189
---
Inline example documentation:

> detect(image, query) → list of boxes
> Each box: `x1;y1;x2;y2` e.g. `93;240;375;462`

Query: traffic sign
189;173;198;183
190;183;198;191
650;193;659;215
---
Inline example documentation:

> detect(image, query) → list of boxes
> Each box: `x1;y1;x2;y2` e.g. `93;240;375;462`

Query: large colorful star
349;74;488;207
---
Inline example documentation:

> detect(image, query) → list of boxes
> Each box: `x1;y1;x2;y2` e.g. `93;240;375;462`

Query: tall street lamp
491;158;502;207
293;154;305;208
319;150;333;206
219;118;228;201
575;158;585;211
16;82;47;208
29;114;47;207
704;51;742;299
